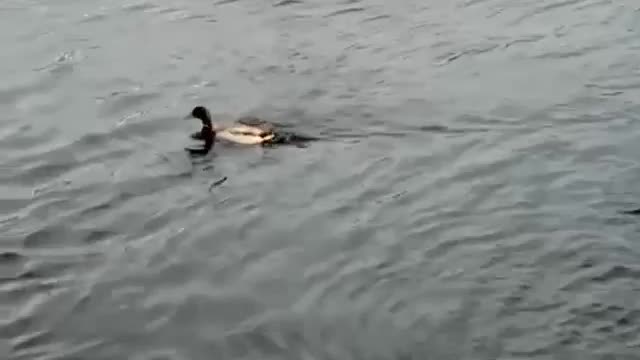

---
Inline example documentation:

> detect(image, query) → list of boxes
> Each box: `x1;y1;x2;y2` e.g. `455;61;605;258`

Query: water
2;0;640;358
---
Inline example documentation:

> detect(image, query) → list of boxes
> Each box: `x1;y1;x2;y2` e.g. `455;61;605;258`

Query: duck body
184;106;317;155
190;123;274;145
216;120;276;145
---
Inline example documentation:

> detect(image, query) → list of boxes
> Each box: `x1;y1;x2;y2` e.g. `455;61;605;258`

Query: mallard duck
183;106;275;155
183;106;318;155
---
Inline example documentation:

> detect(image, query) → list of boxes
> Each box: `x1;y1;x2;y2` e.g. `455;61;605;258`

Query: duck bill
183;114;194;120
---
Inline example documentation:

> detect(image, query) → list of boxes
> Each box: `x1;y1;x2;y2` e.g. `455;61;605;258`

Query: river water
2;0;640;359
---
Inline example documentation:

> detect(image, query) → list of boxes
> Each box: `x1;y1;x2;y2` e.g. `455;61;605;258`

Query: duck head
185;106;213;128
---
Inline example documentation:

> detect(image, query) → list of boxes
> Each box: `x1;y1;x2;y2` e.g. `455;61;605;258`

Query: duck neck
201;124;214;151
200;117;213;137
201;116;212;127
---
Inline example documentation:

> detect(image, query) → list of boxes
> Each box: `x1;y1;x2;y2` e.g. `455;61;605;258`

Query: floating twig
209;176;228;192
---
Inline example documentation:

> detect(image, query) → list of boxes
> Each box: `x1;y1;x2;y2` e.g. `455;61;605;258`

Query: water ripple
326;7;365;18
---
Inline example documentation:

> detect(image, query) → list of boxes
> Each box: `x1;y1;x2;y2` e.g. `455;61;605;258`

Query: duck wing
236;116;274;133
236;115;265;126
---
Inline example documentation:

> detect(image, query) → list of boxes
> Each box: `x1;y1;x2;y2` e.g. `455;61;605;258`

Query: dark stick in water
209;176;228;192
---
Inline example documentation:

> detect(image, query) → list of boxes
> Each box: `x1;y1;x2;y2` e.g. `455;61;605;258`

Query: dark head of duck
184;106;215;155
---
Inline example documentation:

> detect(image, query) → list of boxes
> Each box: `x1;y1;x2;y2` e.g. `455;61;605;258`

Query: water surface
2;0;640;359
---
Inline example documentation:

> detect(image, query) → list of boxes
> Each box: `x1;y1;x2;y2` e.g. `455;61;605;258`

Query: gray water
2;0;640;359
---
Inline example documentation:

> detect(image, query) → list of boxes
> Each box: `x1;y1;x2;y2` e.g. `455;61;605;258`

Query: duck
183;105;317;155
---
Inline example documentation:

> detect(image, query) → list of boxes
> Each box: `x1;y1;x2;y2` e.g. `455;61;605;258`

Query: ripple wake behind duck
620;208;640;215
